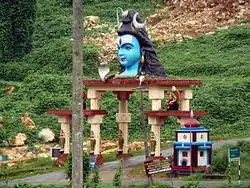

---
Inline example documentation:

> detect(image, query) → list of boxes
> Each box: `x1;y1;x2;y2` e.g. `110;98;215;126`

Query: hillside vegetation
0;0;249;147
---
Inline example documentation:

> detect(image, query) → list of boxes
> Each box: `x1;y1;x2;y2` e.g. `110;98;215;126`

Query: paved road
101;137;250;171
1;137;250;186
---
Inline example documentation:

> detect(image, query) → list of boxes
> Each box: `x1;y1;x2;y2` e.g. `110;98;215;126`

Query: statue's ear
140;51;145;65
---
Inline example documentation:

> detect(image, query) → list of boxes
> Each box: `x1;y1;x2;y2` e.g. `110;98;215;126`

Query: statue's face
116;34;141;67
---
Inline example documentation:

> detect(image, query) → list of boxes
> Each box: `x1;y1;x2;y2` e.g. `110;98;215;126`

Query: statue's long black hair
117;10;167;77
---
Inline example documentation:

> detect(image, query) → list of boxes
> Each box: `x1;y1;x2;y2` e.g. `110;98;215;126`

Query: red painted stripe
144;110;207;117
48;109;108;116
83;79;201;87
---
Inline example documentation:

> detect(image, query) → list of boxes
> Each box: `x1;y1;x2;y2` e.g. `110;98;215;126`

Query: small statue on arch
118;129;124;155
59;129;65;150
90;130;96;155
165;86;180;110
150;131;156;156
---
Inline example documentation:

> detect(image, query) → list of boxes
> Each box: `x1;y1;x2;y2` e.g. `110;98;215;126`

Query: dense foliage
0;0;249;148
212;141;250;179
0;0;36;62
65;152;90;183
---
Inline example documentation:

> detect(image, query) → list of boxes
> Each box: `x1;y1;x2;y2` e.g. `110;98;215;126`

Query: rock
38;128;55;143
101;140;116;150
21;112;37;130
26;152;34;158
205;31;216;35
5;85;15;95
40;146;49;153
16;146;28;154
10;133;27;146
102;148;117;154
216;26;229;31
128;141;144;151
38;153;50;158
86;16;100;26
1;148;17;155
183;35;193;41
2;140;9;147
0;123;4;128
238;0;245;5
175;33;184;42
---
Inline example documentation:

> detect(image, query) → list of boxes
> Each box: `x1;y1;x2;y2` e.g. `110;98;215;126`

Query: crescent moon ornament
132;12;146;29
122;10;128;17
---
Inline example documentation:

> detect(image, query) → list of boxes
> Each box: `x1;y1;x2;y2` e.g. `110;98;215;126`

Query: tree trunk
72;0;83;187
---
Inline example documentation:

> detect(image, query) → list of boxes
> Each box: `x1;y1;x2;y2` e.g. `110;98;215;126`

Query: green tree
66;152;90;184
113;159;123;187
0;0;36;62
89;168;101;188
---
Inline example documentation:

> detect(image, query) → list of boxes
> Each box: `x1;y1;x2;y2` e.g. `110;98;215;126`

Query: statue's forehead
116;35;133;45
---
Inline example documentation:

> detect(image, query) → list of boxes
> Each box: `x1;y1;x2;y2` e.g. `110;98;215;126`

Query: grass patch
85;0;160;24
181;173;204;181
0;157;60;181
103;142;171;162
240;19;250;24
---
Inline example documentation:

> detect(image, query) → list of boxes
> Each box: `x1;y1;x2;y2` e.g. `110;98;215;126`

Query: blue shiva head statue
116;10;167;78
117;34;141;76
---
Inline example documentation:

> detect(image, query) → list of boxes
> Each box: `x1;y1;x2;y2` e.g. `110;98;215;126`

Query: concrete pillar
148;88;165;156
179;89;193;126
116;100;130;154
91;124;100;154
58;116;70;154
180;89;193;111
88;89;99;110
88;115;104;155
87;89;102;155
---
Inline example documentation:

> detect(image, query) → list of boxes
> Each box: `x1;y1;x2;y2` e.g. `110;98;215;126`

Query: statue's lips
120;57;126;62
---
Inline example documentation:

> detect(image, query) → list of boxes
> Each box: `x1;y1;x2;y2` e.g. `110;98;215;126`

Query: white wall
178;150;190;166
196;132;208;142
177;132;192;142
197;150;207;166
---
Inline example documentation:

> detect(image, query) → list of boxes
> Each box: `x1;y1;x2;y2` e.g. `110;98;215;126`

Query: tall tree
72;0;83;187
0;0;36;62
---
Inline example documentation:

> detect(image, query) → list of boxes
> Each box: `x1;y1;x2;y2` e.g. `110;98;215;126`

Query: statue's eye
125;46;131;50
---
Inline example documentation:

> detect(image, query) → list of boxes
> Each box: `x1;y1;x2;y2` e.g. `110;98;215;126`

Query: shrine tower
172;113;213;173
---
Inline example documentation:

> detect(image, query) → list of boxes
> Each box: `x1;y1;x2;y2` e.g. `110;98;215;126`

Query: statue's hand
98;63;110;82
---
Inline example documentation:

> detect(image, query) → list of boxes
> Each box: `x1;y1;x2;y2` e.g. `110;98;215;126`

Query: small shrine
172;113;213;173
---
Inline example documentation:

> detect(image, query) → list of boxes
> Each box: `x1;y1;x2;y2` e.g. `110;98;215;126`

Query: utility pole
189;110;193;175
138;77;153;185
72;0;83;187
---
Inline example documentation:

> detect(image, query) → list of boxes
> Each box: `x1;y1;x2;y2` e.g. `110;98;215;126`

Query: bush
66;152;90;184
0;39;100;81
212;146;229;174
180;182;204;188
0;0;36;62
113;159;122;187
85;168;101;188
237;140;250;153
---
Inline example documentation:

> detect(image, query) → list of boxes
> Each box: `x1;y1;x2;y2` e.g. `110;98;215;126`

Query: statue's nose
118;49;124;57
